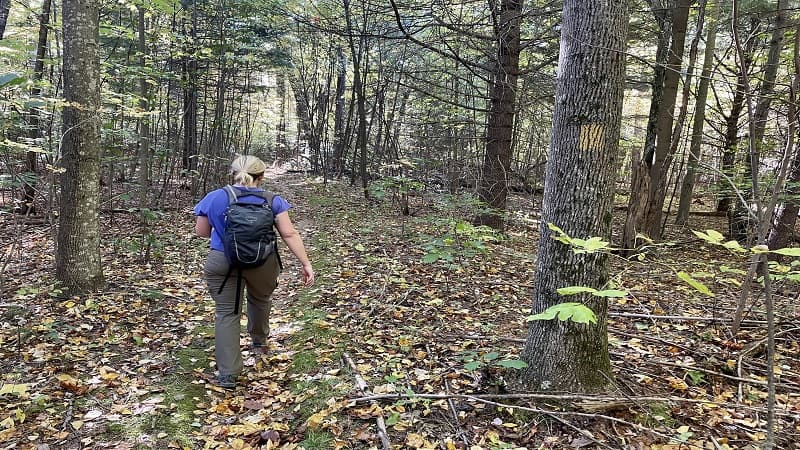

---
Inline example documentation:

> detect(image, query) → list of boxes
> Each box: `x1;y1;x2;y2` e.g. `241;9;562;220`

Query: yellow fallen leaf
0;417;14;429
306;411;328;429
99;366;119;381
405;433;426;448
0;384;29;396
668;377;688;391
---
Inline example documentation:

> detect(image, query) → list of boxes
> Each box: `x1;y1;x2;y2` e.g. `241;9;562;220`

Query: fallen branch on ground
343;352;391;450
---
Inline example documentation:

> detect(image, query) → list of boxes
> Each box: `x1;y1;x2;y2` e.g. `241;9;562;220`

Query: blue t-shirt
194;186;291;252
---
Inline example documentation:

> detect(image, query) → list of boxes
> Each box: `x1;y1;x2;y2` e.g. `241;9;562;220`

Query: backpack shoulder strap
260;191;276;211
223;185;239;204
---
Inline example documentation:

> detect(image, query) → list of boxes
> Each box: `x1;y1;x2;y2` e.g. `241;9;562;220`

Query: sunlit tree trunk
475;0;522;230
57;0;104;291
519;0;628;393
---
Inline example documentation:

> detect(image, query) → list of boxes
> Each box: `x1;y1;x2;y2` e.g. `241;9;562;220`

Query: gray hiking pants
204;250;280;377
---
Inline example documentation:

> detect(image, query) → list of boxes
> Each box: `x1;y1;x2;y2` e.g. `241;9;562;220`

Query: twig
736;327;800;402
630;356;800;390
354;392;674;443
352;392;713;405
444;378;470;447
60;394;74;432
0;303;27;309
609;312;767;324
342;352;390;450
609;327;697;354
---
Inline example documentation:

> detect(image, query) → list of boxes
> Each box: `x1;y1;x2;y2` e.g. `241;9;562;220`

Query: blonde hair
231;155;267;186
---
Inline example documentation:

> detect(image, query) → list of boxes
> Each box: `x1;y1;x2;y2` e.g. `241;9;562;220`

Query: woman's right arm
274;211;314;286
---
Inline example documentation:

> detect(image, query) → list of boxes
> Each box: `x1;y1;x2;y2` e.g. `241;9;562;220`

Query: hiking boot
217;374;236;389
251;342;269;355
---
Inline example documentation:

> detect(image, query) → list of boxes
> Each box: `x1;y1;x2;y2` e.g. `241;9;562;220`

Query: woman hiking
194;155;314;389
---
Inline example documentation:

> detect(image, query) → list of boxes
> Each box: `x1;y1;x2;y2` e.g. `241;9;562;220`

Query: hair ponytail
231;155;267;186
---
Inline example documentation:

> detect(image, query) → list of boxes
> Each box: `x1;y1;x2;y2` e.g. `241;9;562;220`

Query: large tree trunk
676;2;717;225
0;0;9;40
475;0;522;230
641;0;691;238
519;0;628;393
57;0;104;292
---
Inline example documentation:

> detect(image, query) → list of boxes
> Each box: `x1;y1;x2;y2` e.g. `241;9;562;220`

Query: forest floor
1;172;800;450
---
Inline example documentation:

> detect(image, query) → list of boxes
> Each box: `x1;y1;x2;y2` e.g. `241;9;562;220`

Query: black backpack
218;185;282;315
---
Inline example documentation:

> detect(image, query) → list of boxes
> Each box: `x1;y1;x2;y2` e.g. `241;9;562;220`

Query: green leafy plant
548;223;613;253
527;302;598;324
422;220;499;265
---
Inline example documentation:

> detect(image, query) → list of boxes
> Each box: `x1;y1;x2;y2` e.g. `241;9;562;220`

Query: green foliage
676;271;715;297
548;223;613;253
692;228;800;286
527;302;598;324
0;73;25;90
686;370;706;386
422;220;499;266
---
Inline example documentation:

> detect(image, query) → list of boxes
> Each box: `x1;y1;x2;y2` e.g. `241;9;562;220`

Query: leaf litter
0;173;799;449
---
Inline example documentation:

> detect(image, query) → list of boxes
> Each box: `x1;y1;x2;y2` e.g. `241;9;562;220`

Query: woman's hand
301;263;315;286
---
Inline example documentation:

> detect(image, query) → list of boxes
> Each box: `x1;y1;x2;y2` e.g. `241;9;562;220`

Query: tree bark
676;2;717;226
767;15;799;251
475;0;522;230
331;47;347;176
729;0;789;241
642;0;691;238
519;0;628;393
19;0;52;215
181;0;198;173
622;1;671;250
343;0;369;196
57;0;104;292
137;5;150;202
0;0;9;40
716;19;757;213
